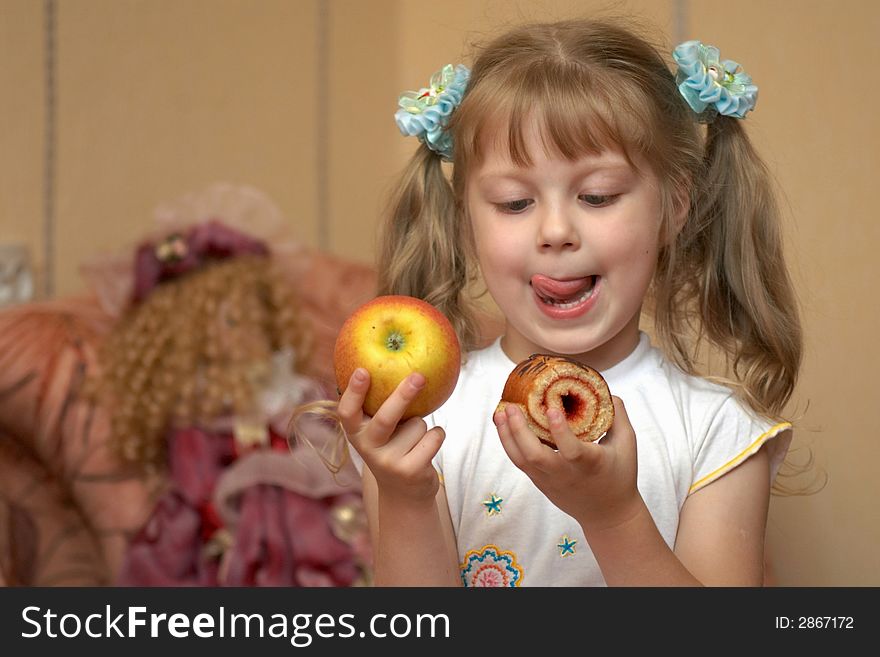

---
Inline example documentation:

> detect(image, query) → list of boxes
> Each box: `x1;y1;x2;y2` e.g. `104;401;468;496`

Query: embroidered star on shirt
557;535;577;557
482;494;503;516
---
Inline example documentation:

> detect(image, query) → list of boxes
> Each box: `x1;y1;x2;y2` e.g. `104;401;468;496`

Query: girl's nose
537;206;581;251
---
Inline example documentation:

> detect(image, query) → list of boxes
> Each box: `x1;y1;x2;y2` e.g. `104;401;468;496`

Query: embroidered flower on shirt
557;535;577;557
460;545;523;587
482;493;503;516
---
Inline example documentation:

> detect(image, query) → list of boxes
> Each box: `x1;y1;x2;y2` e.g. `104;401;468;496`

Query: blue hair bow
673;41;758;121
395;64;470;161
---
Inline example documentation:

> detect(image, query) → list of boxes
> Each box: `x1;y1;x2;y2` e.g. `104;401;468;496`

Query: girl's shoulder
621;336;791;489
621;334;736;404
617;333;772;429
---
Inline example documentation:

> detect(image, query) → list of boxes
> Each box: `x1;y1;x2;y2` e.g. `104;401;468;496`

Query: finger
546;408;578;459
400;425;446;469
547;408;601;463
604;396;637;457
494;409;527;468
378;416;430;457
361;372;426;448
337;368;369;436
504;404;552;472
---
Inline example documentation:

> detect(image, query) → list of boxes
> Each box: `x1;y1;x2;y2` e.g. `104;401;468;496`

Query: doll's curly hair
94;254;309;469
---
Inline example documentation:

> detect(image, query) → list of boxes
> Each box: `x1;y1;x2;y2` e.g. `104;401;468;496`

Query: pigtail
660;117;802;420
377;144;480;352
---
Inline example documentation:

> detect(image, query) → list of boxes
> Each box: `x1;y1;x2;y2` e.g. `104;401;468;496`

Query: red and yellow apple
333;295;461;419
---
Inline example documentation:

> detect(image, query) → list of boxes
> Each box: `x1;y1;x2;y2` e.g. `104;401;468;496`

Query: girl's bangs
457;63;654;170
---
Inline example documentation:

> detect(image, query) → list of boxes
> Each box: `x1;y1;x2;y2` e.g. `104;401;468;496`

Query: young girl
338;18;802;586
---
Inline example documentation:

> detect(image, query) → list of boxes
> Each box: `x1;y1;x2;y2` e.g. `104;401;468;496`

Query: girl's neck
499;312;643;371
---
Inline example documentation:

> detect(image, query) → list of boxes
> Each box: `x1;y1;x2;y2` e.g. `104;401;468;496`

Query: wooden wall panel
54;0;319;296
690;0;880;586
0;0;45;293
324;0;398;262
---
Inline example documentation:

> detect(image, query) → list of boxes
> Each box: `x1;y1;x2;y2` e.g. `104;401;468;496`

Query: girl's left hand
494;396;642;531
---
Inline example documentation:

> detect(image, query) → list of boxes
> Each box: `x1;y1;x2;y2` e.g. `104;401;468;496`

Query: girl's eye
579;194;618;207
496;199;533;214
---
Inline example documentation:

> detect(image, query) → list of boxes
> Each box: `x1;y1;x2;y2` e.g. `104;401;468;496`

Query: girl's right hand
337;368;446;501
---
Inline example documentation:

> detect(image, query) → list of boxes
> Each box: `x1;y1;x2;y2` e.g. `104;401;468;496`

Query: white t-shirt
353;331;791;587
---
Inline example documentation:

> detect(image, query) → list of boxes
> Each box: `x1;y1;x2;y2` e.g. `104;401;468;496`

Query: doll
90;191;369;586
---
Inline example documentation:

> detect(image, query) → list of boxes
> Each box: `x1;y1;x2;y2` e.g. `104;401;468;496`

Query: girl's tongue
531;274;595;301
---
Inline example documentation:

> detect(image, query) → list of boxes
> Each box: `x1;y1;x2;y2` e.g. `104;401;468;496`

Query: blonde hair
381;19;802;427
94;255;308;469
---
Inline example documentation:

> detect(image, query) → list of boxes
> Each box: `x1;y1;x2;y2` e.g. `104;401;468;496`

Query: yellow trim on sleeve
688;422;792;495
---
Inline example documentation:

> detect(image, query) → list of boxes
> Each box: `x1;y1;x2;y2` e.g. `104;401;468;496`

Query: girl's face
466;123;665;370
